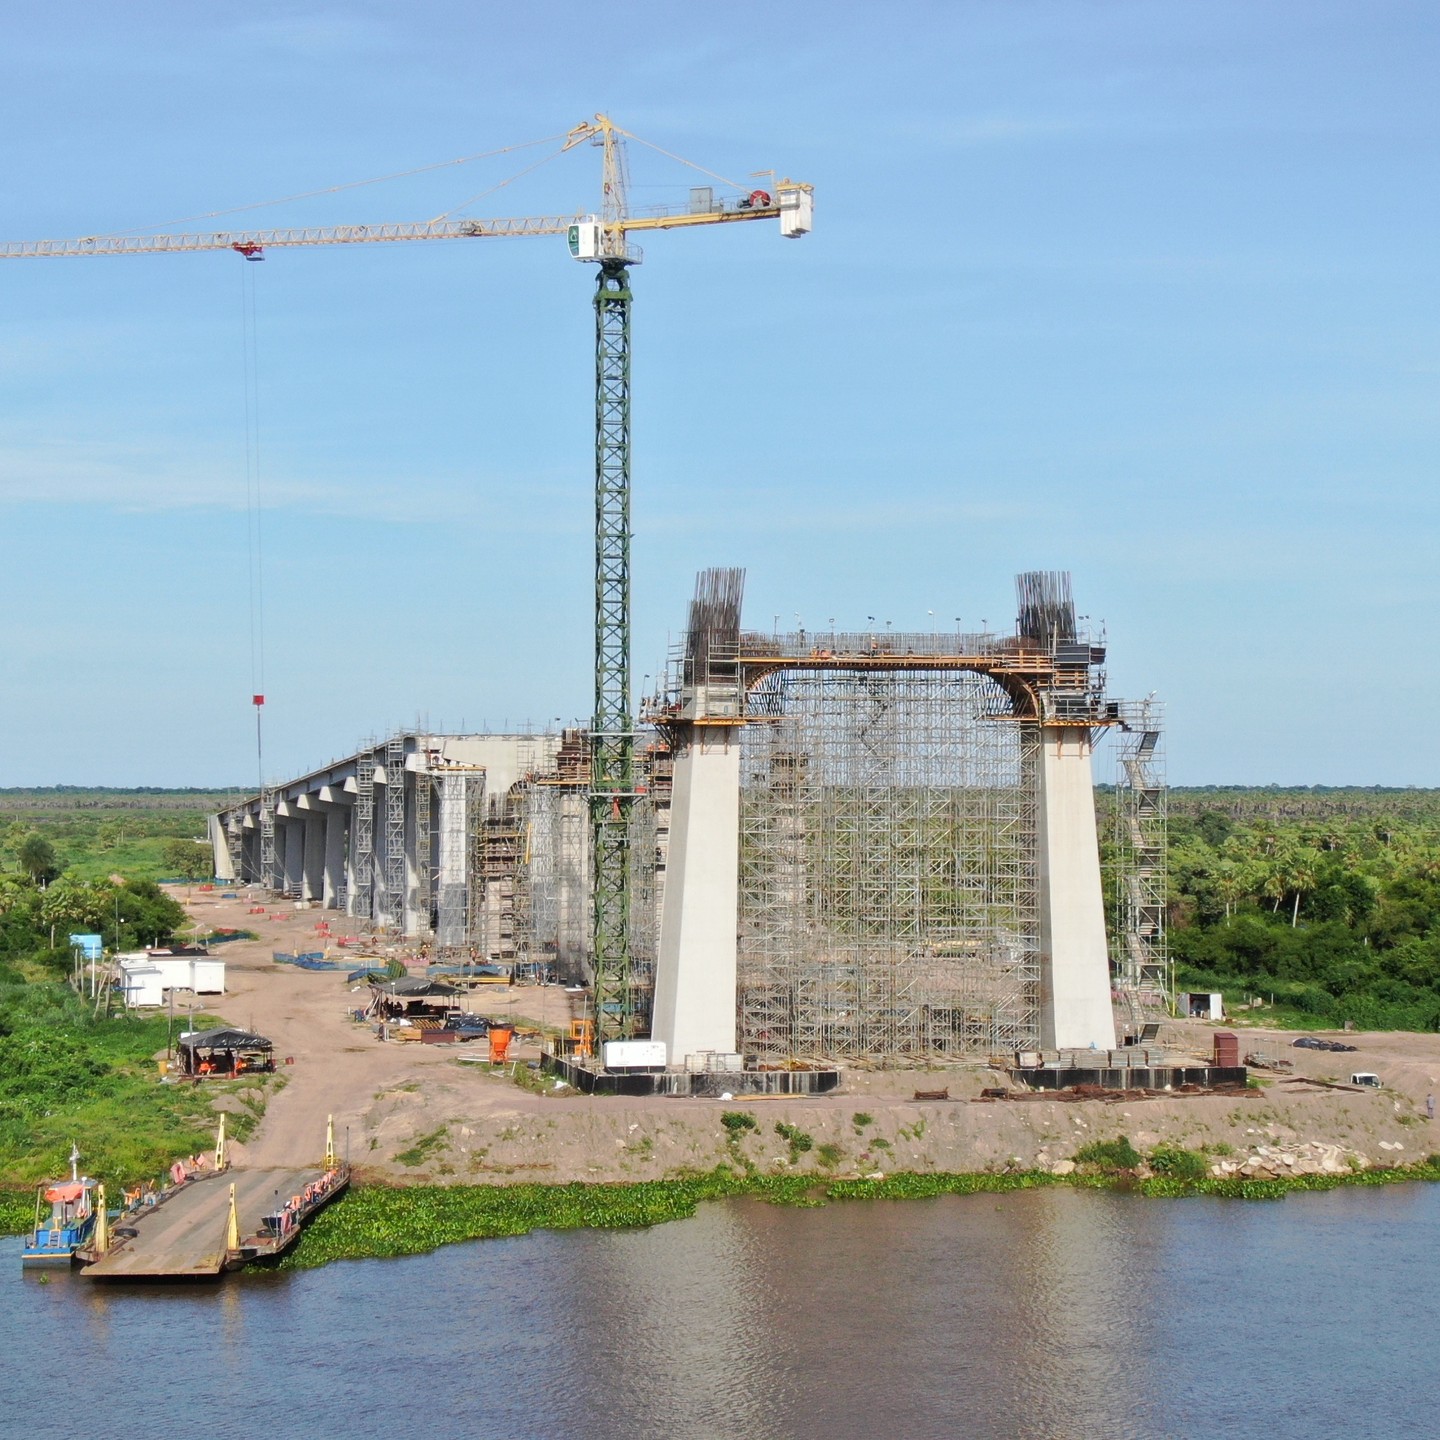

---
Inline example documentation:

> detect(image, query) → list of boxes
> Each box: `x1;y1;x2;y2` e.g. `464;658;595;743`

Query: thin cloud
0;440;579;526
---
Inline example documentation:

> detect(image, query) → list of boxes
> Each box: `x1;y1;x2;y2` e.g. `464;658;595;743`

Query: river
3;1184;1435;1438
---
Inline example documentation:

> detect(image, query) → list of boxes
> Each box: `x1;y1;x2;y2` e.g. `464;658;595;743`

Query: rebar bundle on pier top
1015;570;1077;644
682;567;745;692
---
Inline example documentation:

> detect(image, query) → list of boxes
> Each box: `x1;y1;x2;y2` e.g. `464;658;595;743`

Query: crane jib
0;217;586;258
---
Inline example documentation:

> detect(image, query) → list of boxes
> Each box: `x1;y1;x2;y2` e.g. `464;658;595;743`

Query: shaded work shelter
368;977;458;1021
176;1027;274;1078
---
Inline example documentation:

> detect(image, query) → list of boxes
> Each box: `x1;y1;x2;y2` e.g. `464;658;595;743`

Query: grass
272;1153;1440;1269
775;1121;813;1163
394;1127;450;1168
0;1188;34;1236
0;984;228;1189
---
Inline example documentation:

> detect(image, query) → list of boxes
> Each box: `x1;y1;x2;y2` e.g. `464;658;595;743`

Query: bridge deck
84;1167;322;1279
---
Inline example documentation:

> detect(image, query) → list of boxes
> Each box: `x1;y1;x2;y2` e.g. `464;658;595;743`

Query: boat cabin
21;1177;98;1267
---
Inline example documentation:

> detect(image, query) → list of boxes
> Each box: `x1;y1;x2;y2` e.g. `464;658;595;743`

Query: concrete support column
282;820;305;898
302;814;326;902
651;726;741;1062
241;826;260;886
323;808;346;910
436;775;468;949
1037;726;1117;1050
208;815;234;882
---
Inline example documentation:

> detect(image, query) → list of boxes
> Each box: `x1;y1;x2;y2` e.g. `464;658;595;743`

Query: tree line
1163;797;1440;1030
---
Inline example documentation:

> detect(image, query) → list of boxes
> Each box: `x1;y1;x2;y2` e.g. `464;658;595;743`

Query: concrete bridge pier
301;813;326;902
322;807;347;909
280;816;305;898
651;725;742;1063
1037;725;1117;1050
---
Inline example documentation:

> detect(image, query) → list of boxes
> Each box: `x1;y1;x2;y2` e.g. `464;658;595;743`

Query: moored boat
22;1149;99;1267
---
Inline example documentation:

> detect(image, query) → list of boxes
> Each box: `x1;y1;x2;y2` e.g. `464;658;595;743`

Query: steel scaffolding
414;767;433;935
1110;701;1170;1016
435;771;472;950
382;733;406;931
352;750;376;920
736;668;1042;1064
259;787;278;893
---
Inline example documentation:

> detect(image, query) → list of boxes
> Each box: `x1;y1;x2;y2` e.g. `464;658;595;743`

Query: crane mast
591;254;635;1038
0;115;812;1044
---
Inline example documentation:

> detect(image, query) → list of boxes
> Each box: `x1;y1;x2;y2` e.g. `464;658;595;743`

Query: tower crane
0;114;814;1040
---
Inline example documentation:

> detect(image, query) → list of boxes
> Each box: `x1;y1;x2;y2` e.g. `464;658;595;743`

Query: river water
3;1184;1435;1439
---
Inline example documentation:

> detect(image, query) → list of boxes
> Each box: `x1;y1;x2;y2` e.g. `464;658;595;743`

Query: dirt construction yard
172;886;1440;1187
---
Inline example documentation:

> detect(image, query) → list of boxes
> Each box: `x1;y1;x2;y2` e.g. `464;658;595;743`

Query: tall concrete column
323;807;346;910
436;774;469;949
1037;726;1116;1049
302;815;326;902
651;726;741;1062
208;815;235;882
241;824;260;885
282;820;305;898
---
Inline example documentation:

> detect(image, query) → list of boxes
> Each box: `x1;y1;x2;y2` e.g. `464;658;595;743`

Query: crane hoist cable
240;257;267;790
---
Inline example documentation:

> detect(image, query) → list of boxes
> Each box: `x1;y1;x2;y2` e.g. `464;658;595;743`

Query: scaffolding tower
414;767;433;935
352;749;376;920
259;788;278;893
381;733;407;931
1110;701;1170;1016
736;668;1042;1063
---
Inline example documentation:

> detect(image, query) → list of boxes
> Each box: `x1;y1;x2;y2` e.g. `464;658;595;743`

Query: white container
603;1039;667;1071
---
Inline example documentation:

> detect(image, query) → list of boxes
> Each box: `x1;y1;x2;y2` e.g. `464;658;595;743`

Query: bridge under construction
213;570;1166;1067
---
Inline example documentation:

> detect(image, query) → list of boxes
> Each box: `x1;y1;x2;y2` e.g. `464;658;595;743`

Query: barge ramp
84;1166;343;1280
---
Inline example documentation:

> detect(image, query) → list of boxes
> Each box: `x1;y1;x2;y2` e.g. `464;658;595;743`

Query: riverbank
9;1152;1440;1261
275;1153;1440;1269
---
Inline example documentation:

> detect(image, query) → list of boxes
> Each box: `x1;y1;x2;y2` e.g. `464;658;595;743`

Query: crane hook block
231;242;265;261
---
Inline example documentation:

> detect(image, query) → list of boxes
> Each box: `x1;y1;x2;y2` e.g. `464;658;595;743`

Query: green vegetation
775;1120;814;1162
275;1154;1440;1269
721;1110;758;1133
851;1111;874;1129
0;1188;34;1236
0;787;237;885
1147;1144;1209;1182
1162;788;1440;1030
1073;1136;1142;1173
0;979;226;1190
395;1127;450;1168
0;793;250;1210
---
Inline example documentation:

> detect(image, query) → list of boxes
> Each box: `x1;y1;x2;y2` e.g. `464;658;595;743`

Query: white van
1351;1072;1381;1087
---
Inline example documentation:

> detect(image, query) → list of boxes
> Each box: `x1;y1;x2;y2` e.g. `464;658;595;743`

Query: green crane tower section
590;256;637;1040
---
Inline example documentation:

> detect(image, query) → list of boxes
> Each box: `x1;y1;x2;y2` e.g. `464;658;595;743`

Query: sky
0;1;1435;788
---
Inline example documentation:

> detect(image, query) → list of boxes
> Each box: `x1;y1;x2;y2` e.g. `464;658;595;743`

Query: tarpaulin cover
179;1027;272;1051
